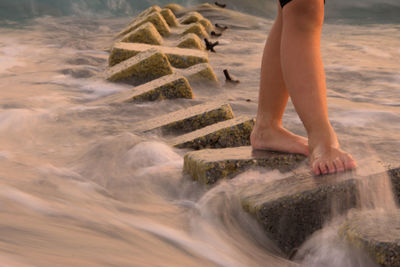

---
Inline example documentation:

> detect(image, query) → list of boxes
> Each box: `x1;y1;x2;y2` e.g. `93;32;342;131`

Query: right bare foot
250;125;309;156
309;130;357;176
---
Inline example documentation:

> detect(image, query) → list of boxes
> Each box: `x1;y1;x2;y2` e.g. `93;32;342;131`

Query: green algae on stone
160;8;179;27
182;23;209;39
121;22;163;45
118;11;171;37
134;102;234;135
109;42;209;68
169;116;255;150
105;48;173;85
179;11;204;25
164;3;185;14
179;63;218;84
389;167;400;203
183;146;306;184
340;210;400;267
177;33;205;50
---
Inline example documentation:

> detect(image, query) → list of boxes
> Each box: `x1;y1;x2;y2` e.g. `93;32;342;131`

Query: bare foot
250;125;309;156
309;132;357;176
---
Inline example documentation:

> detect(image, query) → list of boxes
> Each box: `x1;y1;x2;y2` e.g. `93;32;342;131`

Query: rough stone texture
182;23;209;39
168;116;255;150
164;3;185;14
160;8;179;27
179;11;204;25
340;210;400;267
105;48;173;85
179;63;218;84
120;22;163;45
389;167;400;203
109;42;209;68
199;19;214;33
242;168;397;257
100;73;193;103
134;102;234;135
183;147;306;184
177;33;205;50
118;11;171;37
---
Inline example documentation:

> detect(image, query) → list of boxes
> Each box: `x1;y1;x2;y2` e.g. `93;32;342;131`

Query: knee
283;0;324;32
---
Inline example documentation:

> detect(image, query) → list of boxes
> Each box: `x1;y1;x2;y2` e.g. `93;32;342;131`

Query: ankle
308;126;339;149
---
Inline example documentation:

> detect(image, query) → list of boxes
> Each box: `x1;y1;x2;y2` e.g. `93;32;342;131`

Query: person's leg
280;0;356;175
250;3;309;156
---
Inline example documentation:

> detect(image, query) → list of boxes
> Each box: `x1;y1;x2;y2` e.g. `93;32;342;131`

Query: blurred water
0;2;399;267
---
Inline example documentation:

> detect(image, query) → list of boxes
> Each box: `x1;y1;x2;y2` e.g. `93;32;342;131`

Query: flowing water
0;1;399;266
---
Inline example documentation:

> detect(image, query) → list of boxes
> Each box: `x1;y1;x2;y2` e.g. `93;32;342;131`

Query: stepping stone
160;8;179;27
134;102;234;135
118;11;170;37
182;23;209;39
100;73;193;103
168;116;255;150
241;167;400;257
177;33;205;50
105;48;173;85
120;22;163;45
183;147;306;184
340;210;400;267
164;3;185;14
178;63;218;84
179;11;204;25
109;42;209;68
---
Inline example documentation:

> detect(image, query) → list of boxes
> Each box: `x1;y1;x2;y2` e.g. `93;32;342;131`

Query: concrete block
182;23;209;39
134;102;234;135
340;210;400;267
118;11;170;37
136;5;161;20
101;73;193;103
168;116;255;150
164;3;185;14
179;11;204;25
199;19;214;33
241;168;398;256
121;22;163;45
105;48;173;85
179;63;218;84
389;167;400;203
177;33;205;50
183;147;306;184
109;42;209;68
160;8;179;27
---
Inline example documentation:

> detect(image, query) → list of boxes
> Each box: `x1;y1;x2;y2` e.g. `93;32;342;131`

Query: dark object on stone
204;38;219;52
215;2;226;8
246;99;251;102
215;24;228;31
223;69;240;83
211;31;222;37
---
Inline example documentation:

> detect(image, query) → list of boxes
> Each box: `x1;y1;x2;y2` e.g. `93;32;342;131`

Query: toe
312;160;321;176
326;161;336;174
319;162;328;175
343;153;357;170
333;157;345;172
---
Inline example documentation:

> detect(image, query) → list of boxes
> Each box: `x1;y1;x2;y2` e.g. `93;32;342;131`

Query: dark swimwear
279;0;325;8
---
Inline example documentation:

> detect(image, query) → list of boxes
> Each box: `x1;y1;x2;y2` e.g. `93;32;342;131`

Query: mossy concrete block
389;167;400;203
182;23;209;39
164;3;185;14
105;48;173;85
121;22;163;45
118;11;170;37
169;116;255;150
134;102;234;135
109;42;209;68
179;63;218;84
242;168;398;257
183;146;306;184
179;11;204;25
199;19;214;33
160;8;179;27
177;33;205;50
340;211;400;267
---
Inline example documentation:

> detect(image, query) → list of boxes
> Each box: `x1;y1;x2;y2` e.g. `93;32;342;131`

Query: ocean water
0;1;399;266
